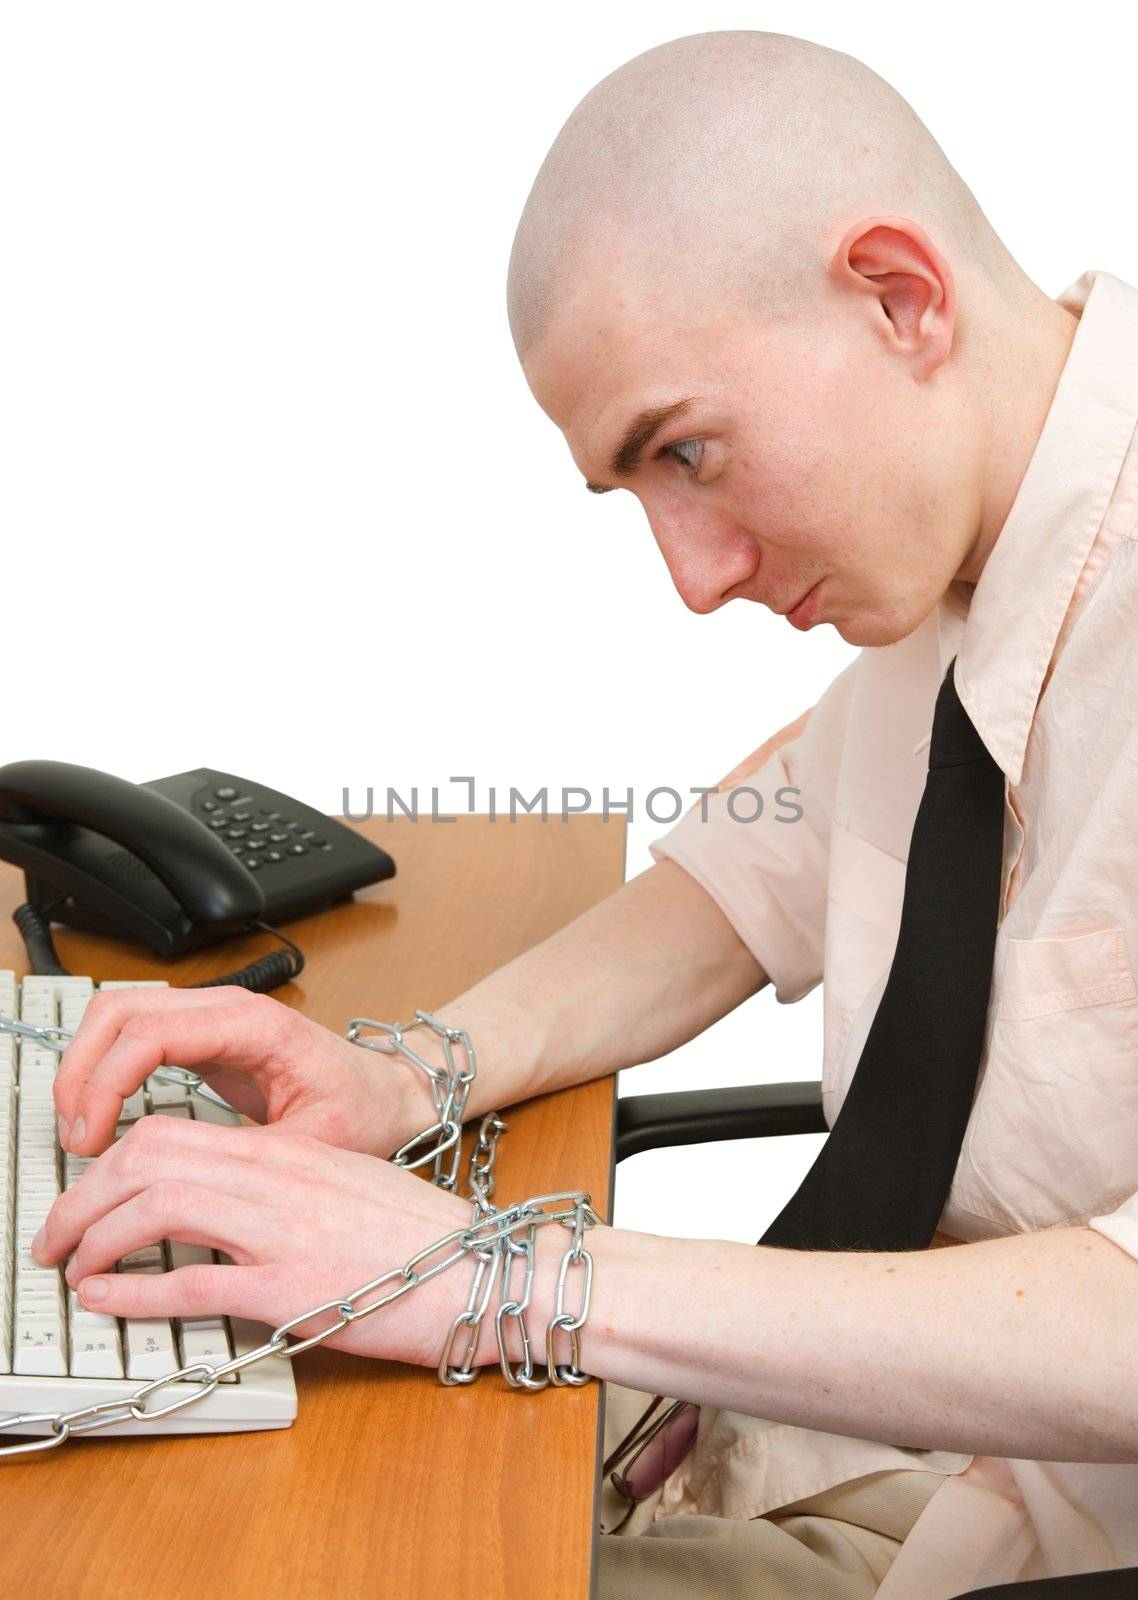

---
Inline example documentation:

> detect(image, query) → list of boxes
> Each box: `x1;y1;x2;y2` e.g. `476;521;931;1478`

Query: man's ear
828;217;955;377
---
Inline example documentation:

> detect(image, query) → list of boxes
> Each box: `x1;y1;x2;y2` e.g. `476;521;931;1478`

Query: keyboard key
179;1318;232;1370
147;1075;189;1107
121;1244;165;1272
124;1316;179;1380
70;1309;125;1379
190;1091;242;1126
14;1316;67;1376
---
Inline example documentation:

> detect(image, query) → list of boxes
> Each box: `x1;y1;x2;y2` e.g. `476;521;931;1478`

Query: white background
3;3;1136;1240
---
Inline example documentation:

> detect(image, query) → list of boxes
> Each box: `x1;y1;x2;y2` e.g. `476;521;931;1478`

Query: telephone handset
0;760;395;961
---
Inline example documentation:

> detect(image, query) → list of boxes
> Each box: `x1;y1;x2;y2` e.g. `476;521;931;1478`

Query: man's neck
957;292;1081;588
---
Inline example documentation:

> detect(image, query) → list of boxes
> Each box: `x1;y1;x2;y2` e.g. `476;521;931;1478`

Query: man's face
523;266;981;648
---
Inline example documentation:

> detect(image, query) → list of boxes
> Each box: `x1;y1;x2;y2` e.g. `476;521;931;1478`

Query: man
30;28;1138;1595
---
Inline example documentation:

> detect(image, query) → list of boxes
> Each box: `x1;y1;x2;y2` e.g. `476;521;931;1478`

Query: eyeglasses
602;1394;699;1532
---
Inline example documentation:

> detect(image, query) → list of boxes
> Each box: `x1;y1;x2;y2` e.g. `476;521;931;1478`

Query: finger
74;1261;273;1324
56;991;289;1153
54;987;256;1122
36;1119;302;1265
64;1183;277;1286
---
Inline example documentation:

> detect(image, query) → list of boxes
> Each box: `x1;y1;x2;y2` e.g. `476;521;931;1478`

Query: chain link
495;1221;547;1391
0;1012;600;1457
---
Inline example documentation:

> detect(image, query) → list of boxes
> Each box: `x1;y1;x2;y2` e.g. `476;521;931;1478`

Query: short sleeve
649;658;860;1004
1088;1194;1138;1261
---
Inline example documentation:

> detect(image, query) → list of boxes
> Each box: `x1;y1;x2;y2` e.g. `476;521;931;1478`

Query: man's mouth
786;580;823;629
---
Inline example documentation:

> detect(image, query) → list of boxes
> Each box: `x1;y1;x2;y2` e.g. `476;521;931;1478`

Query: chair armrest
616;1081;826;1163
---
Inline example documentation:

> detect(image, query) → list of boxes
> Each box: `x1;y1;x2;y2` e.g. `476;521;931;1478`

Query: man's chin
833;607;928;650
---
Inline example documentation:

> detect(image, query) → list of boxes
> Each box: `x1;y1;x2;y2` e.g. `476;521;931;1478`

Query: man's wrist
470;1216;612;1378
376;998;541;1158
357;1018;467;1160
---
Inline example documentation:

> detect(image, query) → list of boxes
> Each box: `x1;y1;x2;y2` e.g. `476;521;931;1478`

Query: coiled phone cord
191;920;305;991
11;903;305;994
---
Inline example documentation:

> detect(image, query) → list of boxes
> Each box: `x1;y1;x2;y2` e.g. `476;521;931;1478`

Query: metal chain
345;1011;479;1194
0;1011;600;1458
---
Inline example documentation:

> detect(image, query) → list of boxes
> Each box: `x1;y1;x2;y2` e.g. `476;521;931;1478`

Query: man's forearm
396;858;768;1130
576;1223;1138;1463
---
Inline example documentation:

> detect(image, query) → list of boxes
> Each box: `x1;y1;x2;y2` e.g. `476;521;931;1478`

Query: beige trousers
597;1384;948;1599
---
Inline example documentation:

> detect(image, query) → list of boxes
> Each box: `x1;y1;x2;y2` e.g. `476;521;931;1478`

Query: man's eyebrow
584;397;698;494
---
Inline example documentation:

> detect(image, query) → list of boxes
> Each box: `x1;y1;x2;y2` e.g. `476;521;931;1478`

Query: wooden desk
0;814;626;1600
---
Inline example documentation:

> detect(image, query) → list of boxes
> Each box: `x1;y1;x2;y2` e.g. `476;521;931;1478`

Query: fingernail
80;1278;109;1304
70;1116;86;1147
31;1226;46;1261
57;1115;70;1147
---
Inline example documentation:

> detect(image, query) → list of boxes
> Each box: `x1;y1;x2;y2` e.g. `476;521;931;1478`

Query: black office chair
614;1080;1138;1600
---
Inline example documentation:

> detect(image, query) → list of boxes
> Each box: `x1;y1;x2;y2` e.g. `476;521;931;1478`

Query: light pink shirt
649;268;1138;1592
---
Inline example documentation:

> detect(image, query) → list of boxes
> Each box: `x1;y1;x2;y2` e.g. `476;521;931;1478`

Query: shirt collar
953;270;1138;786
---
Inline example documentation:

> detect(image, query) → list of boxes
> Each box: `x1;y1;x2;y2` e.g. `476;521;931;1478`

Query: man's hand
51;986;436;1161
31;1117;509;1368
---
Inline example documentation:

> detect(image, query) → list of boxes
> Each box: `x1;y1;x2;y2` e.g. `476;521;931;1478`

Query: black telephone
0;761;395;967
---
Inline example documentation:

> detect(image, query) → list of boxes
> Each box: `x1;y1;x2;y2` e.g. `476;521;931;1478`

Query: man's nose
646;507;761;615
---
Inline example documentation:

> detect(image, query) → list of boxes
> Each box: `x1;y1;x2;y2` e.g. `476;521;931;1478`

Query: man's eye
662;438;704;471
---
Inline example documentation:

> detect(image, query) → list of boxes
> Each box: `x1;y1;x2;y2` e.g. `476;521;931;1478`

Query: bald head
507;31;1026;359
506;32;1076;651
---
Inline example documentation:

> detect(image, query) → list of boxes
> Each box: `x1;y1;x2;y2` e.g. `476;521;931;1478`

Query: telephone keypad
192;786;349;873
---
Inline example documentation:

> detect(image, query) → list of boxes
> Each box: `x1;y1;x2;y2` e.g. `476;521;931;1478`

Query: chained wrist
349;1009;601;1390
347;1011;479;1191
436;1193;601;1390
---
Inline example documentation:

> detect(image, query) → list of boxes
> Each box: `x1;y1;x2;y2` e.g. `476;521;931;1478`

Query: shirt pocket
953;926;1138;1234
997;928;1137;1019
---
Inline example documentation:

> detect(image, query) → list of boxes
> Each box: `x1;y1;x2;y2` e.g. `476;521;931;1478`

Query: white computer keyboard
0;973;296;1439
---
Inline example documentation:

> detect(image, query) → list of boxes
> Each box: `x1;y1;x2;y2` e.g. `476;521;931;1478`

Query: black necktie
761;654;1005;1253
